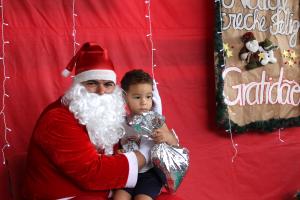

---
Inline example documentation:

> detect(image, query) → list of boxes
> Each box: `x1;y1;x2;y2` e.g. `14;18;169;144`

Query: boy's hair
121;69;153;92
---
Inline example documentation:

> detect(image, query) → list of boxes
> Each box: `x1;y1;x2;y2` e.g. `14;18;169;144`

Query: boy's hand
151;126;178;146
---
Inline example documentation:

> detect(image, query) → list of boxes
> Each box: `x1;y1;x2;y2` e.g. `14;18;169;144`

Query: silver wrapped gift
121;121;141;153
127;111;190;193
151;143;189;193
122;139;140;153
127;111;165;136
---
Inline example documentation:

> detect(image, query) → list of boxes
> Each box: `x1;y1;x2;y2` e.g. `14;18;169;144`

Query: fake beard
62;84;125;155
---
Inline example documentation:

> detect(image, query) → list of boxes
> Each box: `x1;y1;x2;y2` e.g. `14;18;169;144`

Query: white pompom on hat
62;42;116;84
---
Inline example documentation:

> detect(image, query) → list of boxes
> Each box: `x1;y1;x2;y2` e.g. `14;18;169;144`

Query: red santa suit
22;99;138;199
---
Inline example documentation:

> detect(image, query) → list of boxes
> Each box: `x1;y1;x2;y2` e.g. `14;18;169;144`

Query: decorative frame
214;0;300;133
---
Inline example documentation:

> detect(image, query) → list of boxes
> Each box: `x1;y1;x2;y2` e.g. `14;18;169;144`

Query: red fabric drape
1;1;300;200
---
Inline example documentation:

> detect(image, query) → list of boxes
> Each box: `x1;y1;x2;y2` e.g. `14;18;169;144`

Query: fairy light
278;128;285;143
144;0;163;115
72;0;79;56
0;0;11;165
227;120;238;163
145;0;156;81
216;0;224;36
215;0;239;161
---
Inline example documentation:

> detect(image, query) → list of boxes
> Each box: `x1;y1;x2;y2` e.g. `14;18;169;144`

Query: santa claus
22;42;150;199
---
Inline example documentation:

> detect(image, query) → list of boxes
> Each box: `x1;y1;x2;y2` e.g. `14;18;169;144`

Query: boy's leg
134;168;163;200
134;194;152;200
113;189;132;200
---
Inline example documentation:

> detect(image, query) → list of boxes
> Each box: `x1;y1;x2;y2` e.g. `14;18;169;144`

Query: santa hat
62;42;116;84
241;32;256;43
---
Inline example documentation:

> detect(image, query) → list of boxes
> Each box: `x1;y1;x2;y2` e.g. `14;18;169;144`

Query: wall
0;1;300;199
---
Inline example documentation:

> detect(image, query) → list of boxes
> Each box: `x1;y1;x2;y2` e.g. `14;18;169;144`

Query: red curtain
0;1;300;199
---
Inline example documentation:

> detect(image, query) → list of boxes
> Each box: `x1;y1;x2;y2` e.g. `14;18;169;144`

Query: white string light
216;1;239;162
70;0;79;79
227;120;238;163
0;0;10;165
278;128;285;143
217;0;224;37
144;0;157;81
72;0;79;56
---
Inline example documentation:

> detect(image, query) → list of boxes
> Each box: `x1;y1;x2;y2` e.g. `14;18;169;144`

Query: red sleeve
34;107;129;190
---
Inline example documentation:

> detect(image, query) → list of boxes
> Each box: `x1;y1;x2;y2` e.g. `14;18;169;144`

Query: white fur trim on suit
124;151;138;188
73;70;116;83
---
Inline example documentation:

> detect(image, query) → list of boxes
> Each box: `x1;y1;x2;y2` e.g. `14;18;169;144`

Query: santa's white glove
138;137;154;164
152;80;162;115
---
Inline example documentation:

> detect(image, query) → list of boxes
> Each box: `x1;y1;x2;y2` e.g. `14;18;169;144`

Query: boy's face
125;83;153;115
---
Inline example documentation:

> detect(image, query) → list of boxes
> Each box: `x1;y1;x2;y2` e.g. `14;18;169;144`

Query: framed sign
214;0;300;132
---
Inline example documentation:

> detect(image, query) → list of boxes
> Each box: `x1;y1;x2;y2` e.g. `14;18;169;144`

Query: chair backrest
6;152;27;200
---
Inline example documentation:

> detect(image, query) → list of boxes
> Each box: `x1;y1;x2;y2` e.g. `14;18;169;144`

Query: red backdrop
1;0;300;199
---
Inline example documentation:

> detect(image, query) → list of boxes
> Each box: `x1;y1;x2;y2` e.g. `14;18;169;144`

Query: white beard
62;84;125;155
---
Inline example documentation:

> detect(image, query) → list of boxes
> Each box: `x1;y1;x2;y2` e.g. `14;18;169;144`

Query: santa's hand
138;137;153;164
121;134;140;145
152;80;162;115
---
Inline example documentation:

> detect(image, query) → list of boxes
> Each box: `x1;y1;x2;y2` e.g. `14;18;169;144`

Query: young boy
113;69;178;200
